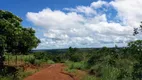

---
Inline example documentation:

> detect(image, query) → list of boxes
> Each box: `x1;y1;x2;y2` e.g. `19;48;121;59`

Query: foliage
0;10;40;70
64;68;76;73
47;60;55;64
2;40;142;80
1;11;142;80
65;61;88;70
133;22;142;35
0;10;40;54
82;75;99;80
0;66;37;80
128;40;142;80
34;52;49;60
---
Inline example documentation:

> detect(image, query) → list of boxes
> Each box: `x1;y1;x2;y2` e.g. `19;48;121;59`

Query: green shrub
34;52;48;61
16;68;35;80
5;54;34;62
34;60;43;66
101;65;120;80
72;62;87;70
0;67;32;80
64;68;76;73
47;60;55;64
0;76;13;80
65;61;88;70
24;58;35;64
82;75;99;80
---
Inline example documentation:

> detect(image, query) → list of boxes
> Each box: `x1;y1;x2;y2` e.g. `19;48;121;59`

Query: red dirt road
24;63;76;80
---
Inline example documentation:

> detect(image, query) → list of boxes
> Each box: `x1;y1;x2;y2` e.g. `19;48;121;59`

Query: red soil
24;63;77;80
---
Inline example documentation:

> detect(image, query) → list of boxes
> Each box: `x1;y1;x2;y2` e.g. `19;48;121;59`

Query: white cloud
91;0;108;8
26;0;142;49
27;8;85;30
110;0;142;27
64;0;108;16
64;6;96;15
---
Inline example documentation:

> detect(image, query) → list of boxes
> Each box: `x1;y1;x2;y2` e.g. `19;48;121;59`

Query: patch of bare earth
24;63;78;80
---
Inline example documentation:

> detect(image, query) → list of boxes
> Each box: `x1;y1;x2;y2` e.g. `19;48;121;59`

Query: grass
47;60;55;64
0;76;13;80
17;67;38;80
0;70;37;80
1;54;42;80
5;54;34;61
64;68;76;73
65;61;88;70
4;54;34;66
82;75;99;80
0;65;39;80
0;66;37;80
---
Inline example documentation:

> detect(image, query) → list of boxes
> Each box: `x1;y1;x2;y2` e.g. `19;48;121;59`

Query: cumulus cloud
64;0;108;15
110;0;142;27
26;0;142;49
64;6;96;15
91;0;108;8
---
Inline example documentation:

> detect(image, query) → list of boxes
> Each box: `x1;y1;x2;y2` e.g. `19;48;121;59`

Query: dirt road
24;63;76;80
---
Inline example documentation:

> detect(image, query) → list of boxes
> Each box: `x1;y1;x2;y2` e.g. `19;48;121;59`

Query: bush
47;60;55;64
82;75;99;80
0;76;13;80
34;52;48;61
65;61;88;70
101;65;120;80
34;60;43;66
64;68;76;73
24;58;35;64
16;68;35;80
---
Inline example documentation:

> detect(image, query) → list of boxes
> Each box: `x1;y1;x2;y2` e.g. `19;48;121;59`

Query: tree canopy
0;10;40;69
0;10;40;54
133;22;142;35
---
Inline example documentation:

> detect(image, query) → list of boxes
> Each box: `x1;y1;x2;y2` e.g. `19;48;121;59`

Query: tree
0;10;40;70
0;35;6;69
128;40;142;79
133;22;142;36
132;22;142;79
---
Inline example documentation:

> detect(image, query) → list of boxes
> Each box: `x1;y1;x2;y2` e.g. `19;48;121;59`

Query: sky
1;0;142;49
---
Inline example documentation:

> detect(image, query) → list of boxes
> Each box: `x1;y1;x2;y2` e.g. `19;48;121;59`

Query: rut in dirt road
24;63;76;80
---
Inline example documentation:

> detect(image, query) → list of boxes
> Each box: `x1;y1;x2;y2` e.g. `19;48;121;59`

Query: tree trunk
15;54;17;66
0;47;4;71
8;54;9;65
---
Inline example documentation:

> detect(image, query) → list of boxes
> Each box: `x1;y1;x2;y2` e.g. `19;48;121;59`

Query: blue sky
1;0;108;18
1;0;142;49
0;0;112;26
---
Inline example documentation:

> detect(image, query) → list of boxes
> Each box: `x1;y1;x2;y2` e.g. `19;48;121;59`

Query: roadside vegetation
1;10;142;80
3;40;141;80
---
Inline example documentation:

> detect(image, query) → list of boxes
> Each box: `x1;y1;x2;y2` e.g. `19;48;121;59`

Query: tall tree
0;10;40;70
0;35;6;69
133;22;142;35
132;22;142;79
